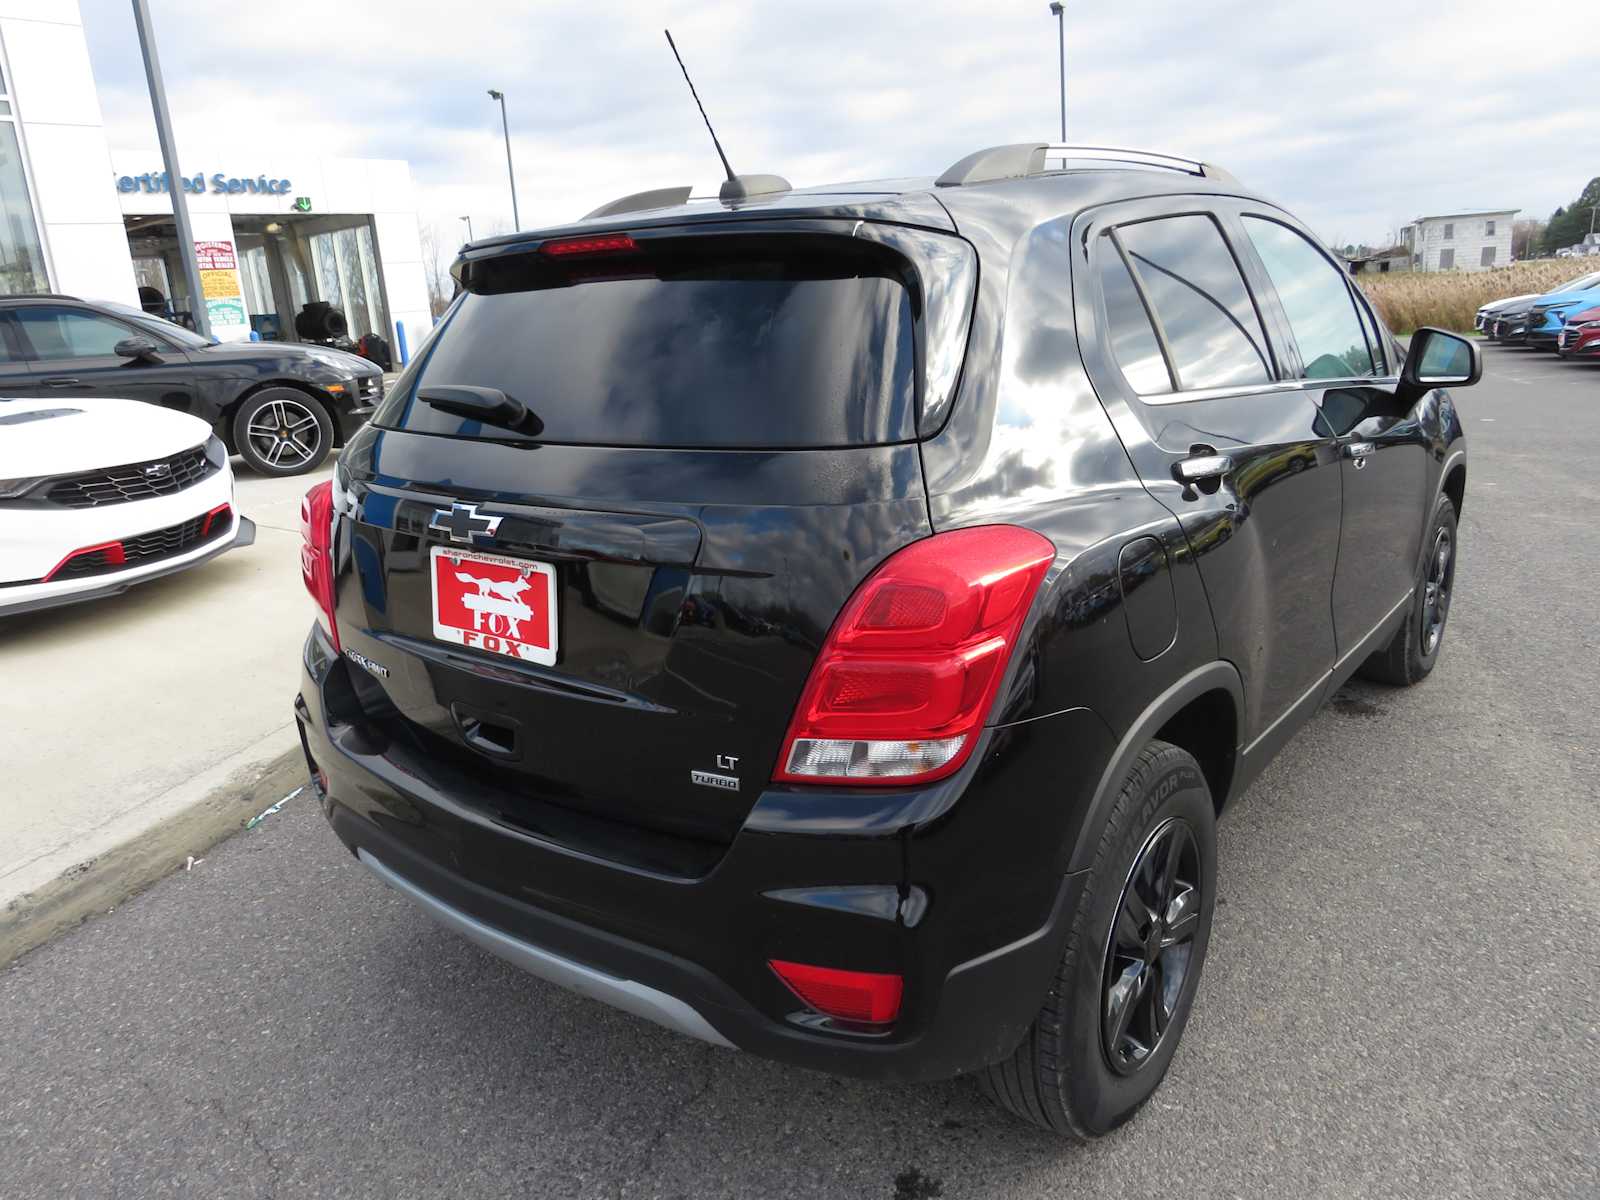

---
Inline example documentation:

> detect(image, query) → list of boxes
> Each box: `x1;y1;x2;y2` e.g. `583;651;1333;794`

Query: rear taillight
300;479;340;651
769;960;903;1026
773;525;1054;787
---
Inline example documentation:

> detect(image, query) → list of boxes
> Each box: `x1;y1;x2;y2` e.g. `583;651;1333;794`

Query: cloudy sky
82;0;1594;253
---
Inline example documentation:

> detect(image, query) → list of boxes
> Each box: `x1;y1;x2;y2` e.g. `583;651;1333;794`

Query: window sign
192;238;250;341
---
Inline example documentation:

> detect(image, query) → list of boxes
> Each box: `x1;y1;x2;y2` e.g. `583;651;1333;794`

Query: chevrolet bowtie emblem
429;502;504;545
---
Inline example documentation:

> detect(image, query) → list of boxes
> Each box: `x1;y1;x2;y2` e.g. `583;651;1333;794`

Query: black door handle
40;377;82;388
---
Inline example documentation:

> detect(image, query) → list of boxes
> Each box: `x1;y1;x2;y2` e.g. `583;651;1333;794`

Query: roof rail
935;143;1242;190
583;185;694;220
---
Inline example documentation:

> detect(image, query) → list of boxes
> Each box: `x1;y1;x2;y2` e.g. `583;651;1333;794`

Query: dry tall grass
1358;260;1598;334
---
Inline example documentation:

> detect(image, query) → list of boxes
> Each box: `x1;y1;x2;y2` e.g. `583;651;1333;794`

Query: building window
1439;248;1455;270
1485;219;1496;237
1442;223;1454;240
1481;246;1496;267
308;222;386;342
0;58;50;295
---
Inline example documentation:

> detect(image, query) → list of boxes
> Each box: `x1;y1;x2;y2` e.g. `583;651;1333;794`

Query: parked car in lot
1557;305;1600;358
1479;270;1600;340
1513;280;1600;350
0;397;253;617
0;295;384;476
294;144;1476;1138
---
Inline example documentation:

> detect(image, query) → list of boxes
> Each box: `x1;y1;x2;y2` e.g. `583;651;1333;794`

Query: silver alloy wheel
245;397;323;470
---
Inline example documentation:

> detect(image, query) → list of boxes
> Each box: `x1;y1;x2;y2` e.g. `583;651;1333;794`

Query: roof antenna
664;29;734;184
663;29;790;203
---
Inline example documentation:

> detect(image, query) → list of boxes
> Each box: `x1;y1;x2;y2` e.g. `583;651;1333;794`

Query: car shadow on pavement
337;853;1216;1199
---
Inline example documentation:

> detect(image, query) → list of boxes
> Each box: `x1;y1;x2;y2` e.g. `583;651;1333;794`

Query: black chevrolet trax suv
294;144;1476;1136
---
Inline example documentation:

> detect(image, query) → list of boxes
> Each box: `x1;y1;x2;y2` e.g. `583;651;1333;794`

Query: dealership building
0;1;433;355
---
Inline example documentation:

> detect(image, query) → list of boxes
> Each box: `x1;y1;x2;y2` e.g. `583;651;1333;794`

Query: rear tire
977;741;1217;1138
232;388;333;476
1357;495;1457;686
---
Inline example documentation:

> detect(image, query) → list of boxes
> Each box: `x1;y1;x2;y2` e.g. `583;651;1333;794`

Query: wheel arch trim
1438;448;1466;515
224;379;337;428
1066;661;1243;874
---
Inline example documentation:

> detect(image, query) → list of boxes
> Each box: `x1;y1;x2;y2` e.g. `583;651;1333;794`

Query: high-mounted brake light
774;525;1054;787
539;234;639;257
300;479;340;651
769;960;903;1026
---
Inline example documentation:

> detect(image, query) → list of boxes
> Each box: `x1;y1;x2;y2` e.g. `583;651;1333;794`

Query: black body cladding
297;163;1466;1089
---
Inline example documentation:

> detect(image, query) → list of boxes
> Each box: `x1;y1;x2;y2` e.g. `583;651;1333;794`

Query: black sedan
0;294;385;475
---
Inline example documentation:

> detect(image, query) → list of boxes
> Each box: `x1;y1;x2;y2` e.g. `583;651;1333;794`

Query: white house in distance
1401;209;1518;272
0;0;433;358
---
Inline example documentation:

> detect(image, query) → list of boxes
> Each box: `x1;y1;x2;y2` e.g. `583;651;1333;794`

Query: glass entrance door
0;59;50;294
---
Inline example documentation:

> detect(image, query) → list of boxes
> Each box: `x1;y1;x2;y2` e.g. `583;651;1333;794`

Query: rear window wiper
417;386;543;436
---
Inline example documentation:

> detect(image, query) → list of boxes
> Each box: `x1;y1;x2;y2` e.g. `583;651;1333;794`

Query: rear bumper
296;624;1112;1082
356;847;734;1047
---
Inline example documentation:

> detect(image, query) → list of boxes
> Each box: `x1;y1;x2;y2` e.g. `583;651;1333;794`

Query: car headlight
0;476;44;500
204;433;228;468
304;347;363;372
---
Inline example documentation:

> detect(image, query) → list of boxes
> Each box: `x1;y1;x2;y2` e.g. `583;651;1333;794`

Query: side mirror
114;337;160;362
1402;327;1481;391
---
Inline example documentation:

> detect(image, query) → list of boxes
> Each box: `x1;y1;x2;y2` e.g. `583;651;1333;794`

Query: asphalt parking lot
2;346;1597;1199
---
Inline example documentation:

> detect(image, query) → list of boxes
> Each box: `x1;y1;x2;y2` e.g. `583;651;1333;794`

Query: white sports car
0;397;253;618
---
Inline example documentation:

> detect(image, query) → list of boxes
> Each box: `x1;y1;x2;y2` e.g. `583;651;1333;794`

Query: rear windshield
374;237;918;448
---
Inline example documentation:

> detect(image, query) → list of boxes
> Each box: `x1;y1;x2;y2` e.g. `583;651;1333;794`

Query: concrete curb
1;730;309;966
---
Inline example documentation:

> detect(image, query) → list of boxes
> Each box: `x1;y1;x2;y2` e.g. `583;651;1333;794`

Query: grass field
1357;260;1598;334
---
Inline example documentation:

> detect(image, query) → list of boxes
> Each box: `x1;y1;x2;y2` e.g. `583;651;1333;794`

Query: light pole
487;89;520;231
1048;2;1066;142
130;0;209;338
460;215;474;243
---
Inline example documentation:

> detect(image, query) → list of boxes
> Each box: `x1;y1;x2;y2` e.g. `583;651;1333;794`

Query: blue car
1522;279;1600;349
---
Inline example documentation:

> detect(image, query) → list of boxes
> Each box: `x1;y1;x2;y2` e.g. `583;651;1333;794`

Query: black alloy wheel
977;741;1216;1138
1101;817;1202;1075
1357;494;1458;687
1420;526;1454;656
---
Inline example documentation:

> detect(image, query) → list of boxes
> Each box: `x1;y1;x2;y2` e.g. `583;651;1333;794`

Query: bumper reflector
769;959;903;1025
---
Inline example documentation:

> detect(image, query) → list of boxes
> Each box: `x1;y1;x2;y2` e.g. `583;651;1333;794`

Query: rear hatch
328;219;975;865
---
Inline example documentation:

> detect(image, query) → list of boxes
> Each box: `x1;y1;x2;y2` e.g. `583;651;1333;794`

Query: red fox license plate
429;545;557;665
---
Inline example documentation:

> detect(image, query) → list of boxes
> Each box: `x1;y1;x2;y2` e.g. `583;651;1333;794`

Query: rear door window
1096;243;1173;394
1243;217;1377;380
1114;215;1272;391
375;238;918;448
